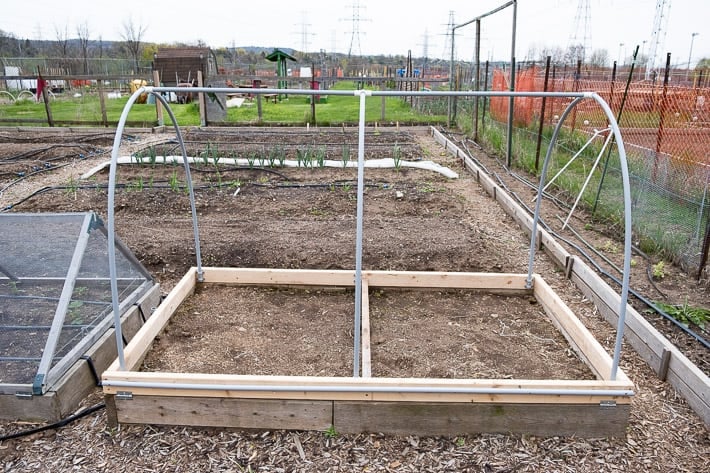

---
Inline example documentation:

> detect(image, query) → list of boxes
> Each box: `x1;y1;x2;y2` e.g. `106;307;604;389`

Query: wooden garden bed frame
102;267;634;437
1;284;160;422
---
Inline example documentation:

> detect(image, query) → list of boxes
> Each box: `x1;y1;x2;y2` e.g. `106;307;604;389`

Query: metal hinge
15;392;33;400
115;391;134;401
600;400;617;408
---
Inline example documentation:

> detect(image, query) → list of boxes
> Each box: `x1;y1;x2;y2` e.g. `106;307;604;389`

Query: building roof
265;48;297;62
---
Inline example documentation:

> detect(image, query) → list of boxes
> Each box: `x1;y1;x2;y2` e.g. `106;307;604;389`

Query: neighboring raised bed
0;212;159;421
102;267;634;437
432;127;710;428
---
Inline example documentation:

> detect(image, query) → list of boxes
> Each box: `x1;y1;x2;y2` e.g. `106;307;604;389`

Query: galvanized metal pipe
108;89;204;371
353;90;371;377
526;92;633;381
105;86;633;385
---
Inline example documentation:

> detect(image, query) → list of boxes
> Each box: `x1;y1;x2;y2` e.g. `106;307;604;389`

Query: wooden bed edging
432;126;710;428
107;395;629;437
103;267;632;436
0;284;160;422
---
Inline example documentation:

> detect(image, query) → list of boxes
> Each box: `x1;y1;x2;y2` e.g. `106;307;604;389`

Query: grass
0;82;446;127
468;113;708;265
0;94;198;126
227;81;447;125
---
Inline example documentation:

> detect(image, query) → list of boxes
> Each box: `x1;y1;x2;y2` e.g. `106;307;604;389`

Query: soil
0;126;708;472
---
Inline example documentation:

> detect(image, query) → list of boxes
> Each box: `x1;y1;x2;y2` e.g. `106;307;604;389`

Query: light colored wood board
532;275;618;381
571;261;665;355
494;189;533;234
0;393;60;422
334;401;630;437
202;267;531;292
540;229;569;268
571;255;710;426
102;372;631;404
572;260;707;388
361;280;372;378
101;385;629;405
54;285;160;417
114;396;332;430
570;269;659;369
113;268;196;372
364;270;530;291
441;125;704;423
665;368;710;429
102;371;633;389
203;267;355;286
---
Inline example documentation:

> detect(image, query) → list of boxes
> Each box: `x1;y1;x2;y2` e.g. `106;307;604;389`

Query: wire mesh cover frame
0;212;154;395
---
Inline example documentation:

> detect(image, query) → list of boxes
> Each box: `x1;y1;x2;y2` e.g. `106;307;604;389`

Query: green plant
147;146;157;166
168;170;180;193
651;299;709;330
67;300;84;324
324;425;338;439
652;260;666;279
341;145;351;168
297;146;312;168
246;152;257;169
65;175;79;198
267;147;277;167
393;143;402;170
419;182;441;193
74;286;88;296
276;146;286;167
128;177;144;192
315;145;327;167
8;280;22;295
455;437;465;447
598;240;619;254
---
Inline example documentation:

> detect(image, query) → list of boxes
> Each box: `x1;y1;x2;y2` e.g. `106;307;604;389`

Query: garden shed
152;47;210;86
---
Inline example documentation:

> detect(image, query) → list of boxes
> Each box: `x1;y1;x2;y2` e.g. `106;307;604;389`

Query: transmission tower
296;11;315;55
645;0;672;80
419;28;430;78
568;0;592;63
344;1;368;58
441;11;455;60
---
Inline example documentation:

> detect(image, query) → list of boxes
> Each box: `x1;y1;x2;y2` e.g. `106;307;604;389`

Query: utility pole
687;32;699;81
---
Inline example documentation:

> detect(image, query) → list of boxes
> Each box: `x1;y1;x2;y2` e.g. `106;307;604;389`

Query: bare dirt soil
0;127;707;472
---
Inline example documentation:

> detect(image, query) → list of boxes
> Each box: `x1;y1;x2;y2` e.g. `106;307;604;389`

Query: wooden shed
152;47;209;86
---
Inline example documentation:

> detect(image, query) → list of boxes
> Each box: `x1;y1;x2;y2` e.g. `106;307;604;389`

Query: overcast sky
1;0;707;68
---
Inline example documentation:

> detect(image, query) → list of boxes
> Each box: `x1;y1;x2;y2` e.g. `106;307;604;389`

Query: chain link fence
446;61;709;275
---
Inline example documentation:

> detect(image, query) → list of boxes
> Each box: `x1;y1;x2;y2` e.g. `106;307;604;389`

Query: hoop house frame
102;86;635;436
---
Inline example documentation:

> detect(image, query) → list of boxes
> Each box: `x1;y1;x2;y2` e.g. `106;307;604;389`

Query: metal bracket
15;392;33;400
564;255;575;279
115;391;133;401
599;400;617;408
32;373;45;395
